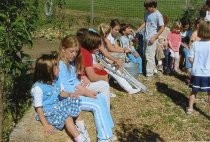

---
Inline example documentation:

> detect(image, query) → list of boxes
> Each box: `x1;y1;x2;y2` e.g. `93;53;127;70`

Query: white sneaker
110;135;118;141
98;139;111;142
110;93;116;98
75;125;90;142
128;88;140;94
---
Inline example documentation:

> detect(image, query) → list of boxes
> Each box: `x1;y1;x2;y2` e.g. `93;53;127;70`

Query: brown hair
33;54;58;84
144;0;157;8
59;35;82;73
80;30;102;52
119;23;130;35
197;21;210;40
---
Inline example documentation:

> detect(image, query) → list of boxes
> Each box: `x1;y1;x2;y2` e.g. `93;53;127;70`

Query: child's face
124;27;132;35
145;6;155;13
53;62;59;77
63;47;79;62
111;25;120;37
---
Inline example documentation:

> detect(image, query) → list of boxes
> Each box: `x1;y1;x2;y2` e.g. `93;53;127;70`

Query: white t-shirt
189;40;210;76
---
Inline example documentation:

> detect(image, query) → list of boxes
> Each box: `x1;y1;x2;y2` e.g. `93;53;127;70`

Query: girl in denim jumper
58;35;115;142
31;54;87;142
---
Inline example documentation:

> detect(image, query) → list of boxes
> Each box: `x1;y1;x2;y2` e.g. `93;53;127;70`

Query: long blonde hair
99;23;111;38
59;35;83;73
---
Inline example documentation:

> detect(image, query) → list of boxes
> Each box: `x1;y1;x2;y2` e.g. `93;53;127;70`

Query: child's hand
80;76;90;87
85;89;97;98
124;48;131;53
75;85;96;98
133;52;139;58
149;36;156;45
114;59;123;68
44;124;55;135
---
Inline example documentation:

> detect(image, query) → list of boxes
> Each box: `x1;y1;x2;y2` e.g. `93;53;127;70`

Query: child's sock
74;134;87;142
75;120;90;142
158;60;162;65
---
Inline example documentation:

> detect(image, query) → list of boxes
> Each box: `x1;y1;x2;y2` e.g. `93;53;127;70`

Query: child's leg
174;52;180;72
207;92;210;113
88;80;110;110
65;117;86;142
128;54;142;74
188;92;197;111
79;95;114;140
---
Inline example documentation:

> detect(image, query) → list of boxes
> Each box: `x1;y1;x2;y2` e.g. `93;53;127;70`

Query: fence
65;0;205;23
42;0;205;27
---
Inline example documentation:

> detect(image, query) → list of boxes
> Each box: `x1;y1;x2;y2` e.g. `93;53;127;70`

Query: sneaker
128;88;140;94
75;125;90;142
157;65;163;72
110;93;116;98
110;135;118;141
186;107;193;115
98;139;111;142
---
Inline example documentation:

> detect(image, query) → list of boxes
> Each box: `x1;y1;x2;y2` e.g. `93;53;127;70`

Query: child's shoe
75;121;91;142
98;139;111;142
128;88;140;94
186;107;193;115
157;65;163;72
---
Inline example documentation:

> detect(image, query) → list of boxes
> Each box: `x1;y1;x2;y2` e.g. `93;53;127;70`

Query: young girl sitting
31;54;86;142
58;35;115;142
187;21;210;115
119;23;143;75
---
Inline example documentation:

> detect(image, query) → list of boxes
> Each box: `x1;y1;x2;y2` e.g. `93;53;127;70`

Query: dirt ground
9;38;210;142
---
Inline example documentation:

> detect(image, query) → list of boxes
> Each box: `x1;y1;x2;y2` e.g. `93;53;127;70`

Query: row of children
31;16;147;141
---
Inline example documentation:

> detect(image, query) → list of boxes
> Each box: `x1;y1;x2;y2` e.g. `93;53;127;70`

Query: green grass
64;0;204;21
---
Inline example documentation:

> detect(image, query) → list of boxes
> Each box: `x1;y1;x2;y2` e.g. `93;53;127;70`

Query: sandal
186;107;193;115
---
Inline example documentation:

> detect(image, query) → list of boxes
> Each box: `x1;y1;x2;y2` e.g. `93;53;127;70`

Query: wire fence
61;0;205;24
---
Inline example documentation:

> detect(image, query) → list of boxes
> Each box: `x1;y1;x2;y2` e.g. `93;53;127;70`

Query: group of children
31;0;210;141
138;0;210;116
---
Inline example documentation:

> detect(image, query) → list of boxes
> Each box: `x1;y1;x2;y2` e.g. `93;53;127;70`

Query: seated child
31;54;86;142
119;23;143;75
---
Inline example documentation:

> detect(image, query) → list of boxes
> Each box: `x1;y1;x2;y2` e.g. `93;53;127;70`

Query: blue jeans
163;48;171;73
183;47;192;69
127;53;142;74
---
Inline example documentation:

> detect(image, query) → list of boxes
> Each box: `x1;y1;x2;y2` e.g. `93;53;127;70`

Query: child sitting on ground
119;23;143;75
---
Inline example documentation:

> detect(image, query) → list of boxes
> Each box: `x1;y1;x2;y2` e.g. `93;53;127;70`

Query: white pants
87;80;110;111
105;69;135;93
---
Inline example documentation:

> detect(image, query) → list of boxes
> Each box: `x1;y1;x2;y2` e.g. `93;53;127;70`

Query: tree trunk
0;73;4;142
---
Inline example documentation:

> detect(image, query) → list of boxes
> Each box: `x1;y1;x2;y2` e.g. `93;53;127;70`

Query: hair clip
88;28;97;33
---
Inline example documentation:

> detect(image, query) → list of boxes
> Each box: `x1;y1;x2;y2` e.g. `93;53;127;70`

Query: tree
0;0;38;141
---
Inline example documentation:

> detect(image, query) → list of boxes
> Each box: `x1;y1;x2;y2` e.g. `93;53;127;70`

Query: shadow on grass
156;82;210;120
115;119;165;142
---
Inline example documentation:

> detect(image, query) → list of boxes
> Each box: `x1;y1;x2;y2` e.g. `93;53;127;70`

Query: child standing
157;15;170;74
167;21;182;73
186;21;210;115
31;54;86;142
58;35;115;142
119;23;143;75
137;0;164;77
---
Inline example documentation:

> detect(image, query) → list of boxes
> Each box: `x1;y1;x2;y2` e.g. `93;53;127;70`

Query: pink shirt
167;32;181;52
